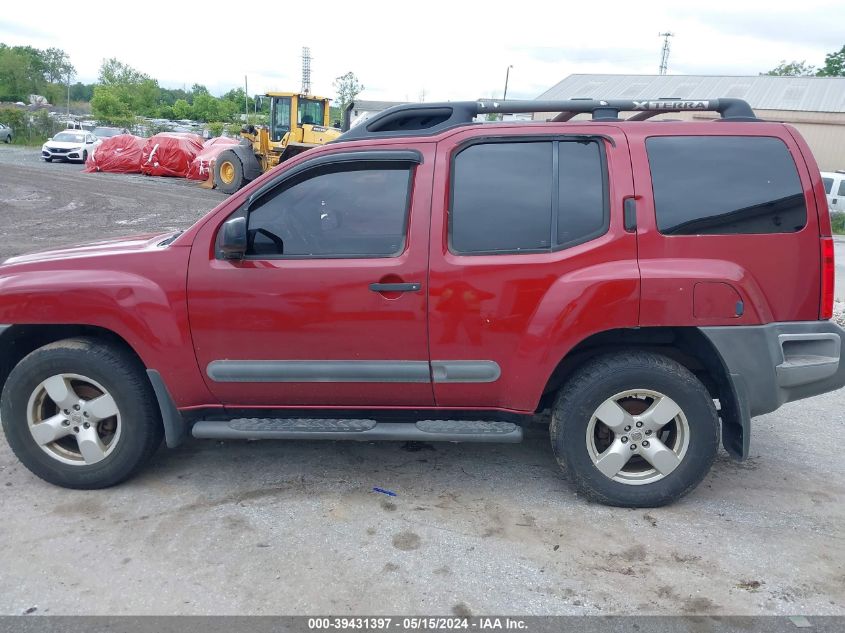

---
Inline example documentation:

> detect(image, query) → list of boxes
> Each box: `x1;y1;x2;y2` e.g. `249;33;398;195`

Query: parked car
0;123;12;143
41;130;101;163
93;127;125;140
1;98;842;507
821;170;845;215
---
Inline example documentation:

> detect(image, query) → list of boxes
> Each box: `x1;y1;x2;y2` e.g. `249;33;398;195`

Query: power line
659;32;674;75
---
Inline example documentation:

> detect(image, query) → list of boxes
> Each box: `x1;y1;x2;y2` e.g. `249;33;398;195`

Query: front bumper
42;148;84;161
701;320;845;418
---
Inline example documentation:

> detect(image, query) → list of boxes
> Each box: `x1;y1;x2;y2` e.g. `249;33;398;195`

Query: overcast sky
1;0;843;102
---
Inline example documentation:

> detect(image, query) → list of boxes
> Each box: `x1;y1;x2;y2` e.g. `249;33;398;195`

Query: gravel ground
0;145;843;617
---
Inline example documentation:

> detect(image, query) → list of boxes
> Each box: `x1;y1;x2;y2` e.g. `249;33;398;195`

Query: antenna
659;32;674;75
301;46;312;95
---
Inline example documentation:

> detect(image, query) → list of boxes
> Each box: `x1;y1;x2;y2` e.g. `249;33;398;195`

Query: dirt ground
0;145;843;616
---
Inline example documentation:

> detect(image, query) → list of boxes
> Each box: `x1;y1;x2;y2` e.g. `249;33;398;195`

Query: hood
44;140;92;149
2;232;177;266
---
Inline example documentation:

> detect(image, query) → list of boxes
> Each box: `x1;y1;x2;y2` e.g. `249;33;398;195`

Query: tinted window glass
838;180;845;196
451;142;553;253
822;177;833;194
557;141;606;246
247;166;411;257
647;136;807;235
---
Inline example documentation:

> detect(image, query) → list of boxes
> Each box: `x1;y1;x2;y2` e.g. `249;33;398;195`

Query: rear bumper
701;320;845;418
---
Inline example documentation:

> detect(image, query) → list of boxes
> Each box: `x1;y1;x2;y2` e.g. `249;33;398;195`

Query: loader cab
269;92;331;143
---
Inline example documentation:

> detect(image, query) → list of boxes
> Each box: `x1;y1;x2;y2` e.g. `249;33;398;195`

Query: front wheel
550;352;719;507
1;338;163;489
81;150;88;164
214;150;245;194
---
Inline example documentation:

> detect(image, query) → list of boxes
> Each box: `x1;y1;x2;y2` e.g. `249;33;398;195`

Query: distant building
535;74;845;171
346;100;408;129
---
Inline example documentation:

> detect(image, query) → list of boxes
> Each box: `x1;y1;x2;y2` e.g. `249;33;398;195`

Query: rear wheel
4;134;10;143
550;352;718;507
1;338;163;489
214;150;245;194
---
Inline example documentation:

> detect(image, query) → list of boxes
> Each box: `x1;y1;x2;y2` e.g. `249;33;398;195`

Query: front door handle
369;282;421;293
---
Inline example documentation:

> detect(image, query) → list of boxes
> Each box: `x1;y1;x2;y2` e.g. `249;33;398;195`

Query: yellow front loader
212;92;342;194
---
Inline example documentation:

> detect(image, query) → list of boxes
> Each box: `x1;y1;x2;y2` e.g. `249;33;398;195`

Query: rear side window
838;180;845;196
450;140;607;254
647;136;807;235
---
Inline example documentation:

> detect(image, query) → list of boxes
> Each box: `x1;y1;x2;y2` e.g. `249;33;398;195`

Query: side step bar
191;418;523;443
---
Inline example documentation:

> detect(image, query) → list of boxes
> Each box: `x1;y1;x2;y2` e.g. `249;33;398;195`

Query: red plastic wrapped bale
84;135;146;174
186;137;240;181
140;133;204;178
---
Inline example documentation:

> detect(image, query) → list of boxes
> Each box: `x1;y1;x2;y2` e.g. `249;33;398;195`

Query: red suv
1;98;841;507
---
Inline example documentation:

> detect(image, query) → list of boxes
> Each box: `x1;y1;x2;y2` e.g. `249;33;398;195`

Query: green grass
832;213;845;235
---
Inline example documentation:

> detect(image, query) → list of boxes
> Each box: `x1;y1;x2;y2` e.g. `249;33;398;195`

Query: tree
817;45;845;76
172;99;192;120
90;84;132;124
763;60;816;76
191;93;220;122
98;57;148;85
333;72;364;112
93;58;160;119
43;47;75;83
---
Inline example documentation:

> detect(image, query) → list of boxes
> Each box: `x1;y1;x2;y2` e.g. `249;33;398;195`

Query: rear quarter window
646;136;807;235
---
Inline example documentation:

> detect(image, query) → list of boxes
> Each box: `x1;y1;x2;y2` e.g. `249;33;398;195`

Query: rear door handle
369;282;421;293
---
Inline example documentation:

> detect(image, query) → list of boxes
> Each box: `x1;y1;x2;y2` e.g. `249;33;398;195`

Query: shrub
831;213;845;235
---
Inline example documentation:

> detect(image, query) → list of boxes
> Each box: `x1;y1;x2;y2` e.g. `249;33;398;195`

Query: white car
821;171;845;214
41;130;101;163
0;123;12;143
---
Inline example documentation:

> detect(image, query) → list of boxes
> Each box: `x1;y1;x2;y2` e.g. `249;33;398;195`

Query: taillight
820;236;834;320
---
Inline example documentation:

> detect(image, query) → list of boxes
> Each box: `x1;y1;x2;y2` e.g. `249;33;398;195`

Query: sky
1;0;843;102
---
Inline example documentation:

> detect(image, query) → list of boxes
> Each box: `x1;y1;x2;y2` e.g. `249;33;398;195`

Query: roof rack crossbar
336;98;756;141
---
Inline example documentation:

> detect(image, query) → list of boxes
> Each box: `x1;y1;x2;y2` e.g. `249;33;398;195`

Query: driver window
246;164;413;258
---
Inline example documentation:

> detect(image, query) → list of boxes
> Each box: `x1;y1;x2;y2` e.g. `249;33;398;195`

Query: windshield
298;99;324;126
53;132;86;143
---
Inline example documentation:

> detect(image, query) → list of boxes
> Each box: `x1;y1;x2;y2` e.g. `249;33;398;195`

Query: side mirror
220;217;247;260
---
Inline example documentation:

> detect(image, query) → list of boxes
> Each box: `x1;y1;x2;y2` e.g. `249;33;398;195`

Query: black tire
44;157;52;162
4;135;10;144
214;150;245;194
550;352;719;507
81;150;88;164
1;337;163;489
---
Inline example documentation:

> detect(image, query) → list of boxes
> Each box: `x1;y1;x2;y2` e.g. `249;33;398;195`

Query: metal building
535;74;845;171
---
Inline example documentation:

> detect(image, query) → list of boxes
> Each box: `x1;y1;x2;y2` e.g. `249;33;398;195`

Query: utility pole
503;64;513;100
659;32;674;75
66;70;71;117
244;75;248;120
502;65;513;121
302;46;312;95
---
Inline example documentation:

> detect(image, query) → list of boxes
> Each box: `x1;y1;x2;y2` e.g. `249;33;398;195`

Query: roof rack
337;98;757;141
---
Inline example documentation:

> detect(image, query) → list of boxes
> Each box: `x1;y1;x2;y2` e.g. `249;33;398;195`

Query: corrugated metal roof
537;75;845;113
349;100;408;114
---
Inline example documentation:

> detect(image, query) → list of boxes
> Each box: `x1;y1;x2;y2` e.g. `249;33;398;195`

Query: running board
191;418;523;443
